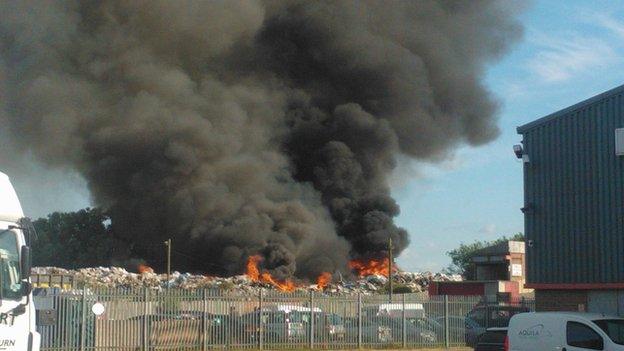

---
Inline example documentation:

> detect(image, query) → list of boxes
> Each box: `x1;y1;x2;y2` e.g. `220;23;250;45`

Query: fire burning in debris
246;256;332;292
316;272;332;290
349;258;396;278
246;256;262;281
137;264;154;274
246;255;297;292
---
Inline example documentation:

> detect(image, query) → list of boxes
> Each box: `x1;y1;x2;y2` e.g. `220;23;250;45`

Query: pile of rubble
31;266;461;294
333;271;462;294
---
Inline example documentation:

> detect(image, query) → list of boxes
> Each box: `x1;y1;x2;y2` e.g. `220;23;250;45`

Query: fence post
202;289;208;351
357;293;362;349
143;288;149;351
485;298;490;329
402;293;406;348
309;290;315;349
80;286;87;351
444;295;450;348
258;289;264;350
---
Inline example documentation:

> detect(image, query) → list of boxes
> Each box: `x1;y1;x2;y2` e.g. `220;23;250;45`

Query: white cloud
527;32;618;83
587;12;624;39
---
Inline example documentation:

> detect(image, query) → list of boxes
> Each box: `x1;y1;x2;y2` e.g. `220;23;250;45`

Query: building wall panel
535;290;587;312
519;85;624;285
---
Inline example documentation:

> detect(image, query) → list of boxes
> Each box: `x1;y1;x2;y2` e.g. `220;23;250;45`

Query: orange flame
137;264;154;274
246;255;298;292
246;256;334;291
349;257;395;277
260;272;297;292
316;272;332;290
246;255;261;281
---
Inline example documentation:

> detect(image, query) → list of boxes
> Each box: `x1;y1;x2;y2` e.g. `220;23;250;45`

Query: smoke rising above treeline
0;0;523;280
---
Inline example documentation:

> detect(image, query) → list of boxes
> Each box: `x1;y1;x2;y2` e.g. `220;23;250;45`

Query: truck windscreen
0;230;21;300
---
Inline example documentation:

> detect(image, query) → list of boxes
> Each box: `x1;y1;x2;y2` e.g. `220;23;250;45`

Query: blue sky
395;0;624;272
9;0;624;273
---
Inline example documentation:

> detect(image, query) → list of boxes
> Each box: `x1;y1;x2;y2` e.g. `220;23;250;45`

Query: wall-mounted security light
616;128;624;156
520;203;533;213
513;144;523;159
514;144;530;163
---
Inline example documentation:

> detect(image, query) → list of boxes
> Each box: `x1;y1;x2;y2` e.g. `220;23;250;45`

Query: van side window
567;321;604;350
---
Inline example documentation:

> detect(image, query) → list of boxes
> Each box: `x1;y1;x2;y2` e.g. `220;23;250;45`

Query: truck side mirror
19;281;32;297
20;245;31;281
17;217;37;246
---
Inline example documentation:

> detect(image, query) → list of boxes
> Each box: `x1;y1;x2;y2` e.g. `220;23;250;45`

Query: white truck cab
509;312;624;351
0;171;40;350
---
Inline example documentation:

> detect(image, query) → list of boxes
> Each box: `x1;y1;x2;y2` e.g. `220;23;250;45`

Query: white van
363;303;425;318
508;312;624;351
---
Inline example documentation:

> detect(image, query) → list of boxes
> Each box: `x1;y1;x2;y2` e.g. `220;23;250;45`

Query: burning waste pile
32;257;460;294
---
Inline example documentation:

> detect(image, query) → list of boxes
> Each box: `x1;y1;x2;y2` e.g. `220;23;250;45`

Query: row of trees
31;208;123;268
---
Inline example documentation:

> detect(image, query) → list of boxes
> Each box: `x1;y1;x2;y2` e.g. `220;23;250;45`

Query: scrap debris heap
31;266;461;294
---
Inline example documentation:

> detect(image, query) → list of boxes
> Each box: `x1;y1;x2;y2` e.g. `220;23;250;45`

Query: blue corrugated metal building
517;84;624;314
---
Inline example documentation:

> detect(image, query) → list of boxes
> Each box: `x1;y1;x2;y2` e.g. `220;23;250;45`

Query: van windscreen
593;319;624;345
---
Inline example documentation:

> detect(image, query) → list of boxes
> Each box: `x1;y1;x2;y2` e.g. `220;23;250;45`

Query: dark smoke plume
0;0;522;279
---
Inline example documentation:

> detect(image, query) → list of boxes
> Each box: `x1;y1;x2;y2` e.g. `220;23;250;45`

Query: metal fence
33;288;535;351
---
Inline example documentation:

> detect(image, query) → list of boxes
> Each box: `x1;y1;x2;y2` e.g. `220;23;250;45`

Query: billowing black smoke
0;0;523;279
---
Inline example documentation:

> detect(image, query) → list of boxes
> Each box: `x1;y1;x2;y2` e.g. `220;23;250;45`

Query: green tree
445;232;524;279
32;208;123;268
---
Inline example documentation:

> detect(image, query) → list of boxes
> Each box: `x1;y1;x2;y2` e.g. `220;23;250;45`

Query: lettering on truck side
0;313;16;327
0;339;16;350
517;324;553;339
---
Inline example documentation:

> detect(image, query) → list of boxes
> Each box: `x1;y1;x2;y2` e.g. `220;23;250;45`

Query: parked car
474;327;507;351
377;317;437;344
344;317;393;343
508;312;624;351
404;319;437;344
467;304;531;329
238;308;306;344
363;303;426;319
343;315;436;344
464;305;529;348
203;313;241;345
431;315;484;346
311;312;346;340
411;316;444;336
